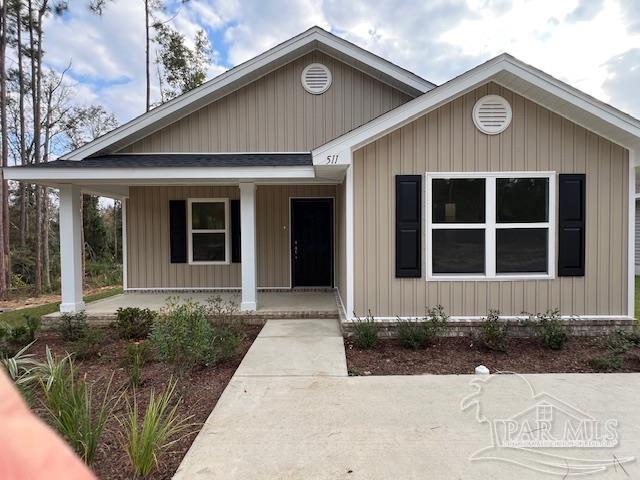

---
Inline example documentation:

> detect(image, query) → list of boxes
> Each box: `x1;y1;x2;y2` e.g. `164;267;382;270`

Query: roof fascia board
3;165;316;181
313;55;640;162
65;27;434;161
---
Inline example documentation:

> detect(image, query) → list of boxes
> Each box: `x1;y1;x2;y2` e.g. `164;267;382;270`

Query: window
187;198;229;264
427;172;555;280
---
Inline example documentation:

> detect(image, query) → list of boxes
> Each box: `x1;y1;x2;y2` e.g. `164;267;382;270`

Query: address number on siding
326;154;339;165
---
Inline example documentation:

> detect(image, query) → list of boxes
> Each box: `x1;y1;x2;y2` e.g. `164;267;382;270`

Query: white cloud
440;0;640;115
38;0;640;125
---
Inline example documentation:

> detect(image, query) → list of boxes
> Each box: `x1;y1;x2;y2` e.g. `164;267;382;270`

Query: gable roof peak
64;26;435;160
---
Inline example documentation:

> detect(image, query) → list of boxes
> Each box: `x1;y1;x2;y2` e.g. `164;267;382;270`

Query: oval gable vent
473;94;512;134
301;63;332;94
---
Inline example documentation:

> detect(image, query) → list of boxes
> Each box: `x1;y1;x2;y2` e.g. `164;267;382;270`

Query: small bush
526;309;569;350
41;352;120;464
123;341;152;388
479;310;508;352
207;295;239;323
57;311;88;342
589;355;623;371
351;311;378;349
590;330;640;371
211;324;243;363
0;316;41;356
425;305;449;338
397;318;429;350
115;307;156;340
120;379;194;477
150;299;241;371
69;327;105;360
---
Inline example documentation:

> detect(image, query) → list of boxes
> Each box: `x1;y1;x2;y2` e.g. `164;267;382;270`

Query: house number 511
326;154;339;164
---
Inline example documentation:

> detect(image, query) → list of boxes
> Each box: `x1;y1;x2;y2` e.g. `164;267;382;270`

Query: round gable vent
301;63;332;94
472;94;512;134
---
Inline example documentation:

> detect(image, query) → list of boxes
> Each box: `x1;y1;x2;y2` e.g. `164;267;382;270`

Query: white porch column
239;182;257;311
59;184;85;313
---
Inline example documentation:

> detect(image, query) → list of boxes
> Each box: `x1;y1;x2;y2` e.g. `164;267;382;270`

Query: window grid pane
432;229;485;274
192;202;226;230
432;178;486;224
428;173;553;278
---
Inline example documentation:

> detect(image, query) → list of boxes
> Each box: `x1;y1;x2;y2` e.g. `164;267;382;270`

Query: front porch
4;153;348;317
43;290;340;323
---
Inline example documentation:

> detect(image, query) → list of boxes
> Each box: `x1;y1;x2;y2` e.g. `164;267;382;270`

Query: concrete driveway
174;320;640;479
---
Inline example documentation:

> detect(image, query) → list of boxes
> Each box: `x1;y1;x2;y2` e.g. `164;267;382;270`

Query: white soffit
313;54;640;163
63;26;434;161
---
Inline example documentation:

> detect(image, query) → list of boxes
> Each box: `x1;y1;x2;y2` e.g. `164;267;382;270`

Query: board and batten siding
335;180;347;307
353;82;629;317
126;184;336;289
119;51;412;154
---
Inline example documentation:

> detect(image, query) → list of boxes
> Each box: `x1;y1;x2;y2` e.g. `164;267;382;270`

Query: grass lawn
0;287;123;326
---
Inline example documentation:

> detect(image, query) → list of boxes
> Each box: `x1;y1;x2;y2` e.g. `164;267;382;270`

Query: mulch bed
345;336;640;376
27;324;262;480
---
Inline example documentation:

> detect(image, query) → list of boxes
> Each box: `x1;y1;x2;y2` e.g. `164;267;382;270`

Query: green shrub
212;324;243;363
589;355;623;371
69;327;105;360
0;316;41;357
425;305;449;338
590;330;640;371
150;300;241;371
120;379;193;477
207;295;239;323
351;311;379;349
526;309;569;350
41;352;120;464
123;342;152;388
115;307;156;340
397;318;429;350
479;310;508;352
57;311;88;342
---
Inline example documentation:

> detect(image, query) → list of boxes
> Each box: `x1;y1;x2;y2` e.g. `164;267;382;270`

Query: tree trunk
0;0;10;295
145;0;150;111
28;0;43;295
42;87;53;290
16;2;27;248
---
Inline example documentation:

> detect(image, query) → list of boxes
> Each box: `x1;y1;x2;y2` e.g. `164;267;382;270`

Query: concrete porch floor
43;291;340;322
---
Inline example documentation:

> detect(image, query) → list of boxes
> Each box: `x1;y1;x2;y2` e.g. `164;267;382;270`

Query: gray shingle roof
27;153;312;168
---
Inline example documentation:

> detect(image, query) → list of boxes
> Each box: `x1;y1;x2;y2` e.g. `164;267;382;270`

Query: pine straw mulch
27;324;261;480
345;336;640;376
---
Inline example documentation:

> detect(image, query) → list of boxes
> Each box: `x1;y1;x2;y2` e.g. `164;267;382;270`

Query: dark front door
291;198;333;287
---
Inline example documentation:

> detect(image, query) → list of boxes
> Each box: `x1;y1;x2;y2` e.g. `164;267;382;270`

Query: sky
40;0;640;126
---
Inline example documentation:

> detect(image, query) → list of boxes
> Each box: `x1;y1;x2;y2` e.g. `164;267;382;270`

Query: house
5;26;640;329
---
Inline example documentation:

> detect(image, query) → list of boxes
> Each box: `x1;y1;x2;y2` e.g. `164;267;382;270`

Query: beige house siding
119;51;412;154
127;184;336;289
353;82;629;317
335;180;347;306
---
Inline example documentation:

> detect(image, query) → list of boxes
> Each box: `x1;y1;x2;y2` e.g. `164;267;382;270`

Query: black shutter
395;175;422;278
558;174;586;276
231;199;241;263
169;200;187;263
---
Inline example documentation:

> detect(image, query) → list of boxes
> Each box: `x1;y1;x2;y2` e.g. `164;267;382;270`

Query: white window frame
426;171;556;281
187;198;230;265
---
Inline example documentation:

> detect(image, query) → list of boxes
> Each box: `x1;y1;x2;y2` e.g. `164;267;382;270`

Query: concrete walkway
174;321;640;479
